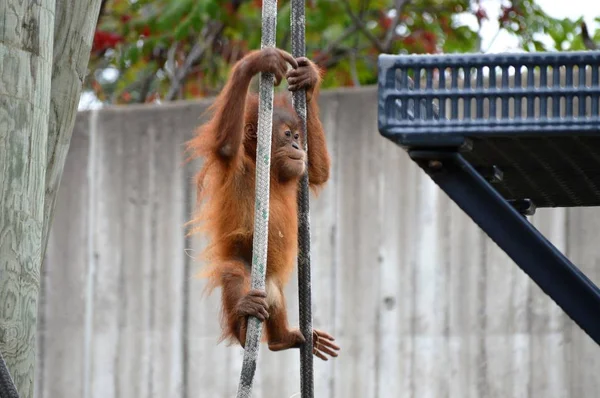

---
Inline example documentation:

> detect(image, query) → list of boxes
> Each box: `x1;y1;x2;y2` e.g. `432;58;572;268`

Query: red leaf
403;36;416;46
475;7;488;22
379;15;393;30
92;30;123;52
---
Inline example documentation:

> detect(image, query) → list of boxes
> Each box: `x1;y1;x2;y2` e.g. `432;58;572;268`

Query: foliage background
87;0;600;106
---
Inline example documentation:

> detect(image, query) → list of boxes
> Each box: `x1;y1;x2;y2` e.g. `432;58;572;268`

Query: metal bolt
428;160;443;170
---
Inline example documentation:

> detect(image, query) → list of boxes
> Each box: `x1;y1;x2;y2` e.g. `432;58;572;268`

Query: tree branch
349;51;360;86
340;0;386;52
96;0;109;26
165;23;224;101
359;0;371;16
163;0;251;101
314;25;358;64
582;22;598;50
164;41;179;81
138;72;156;103
318;44;372;69
382;0;410;51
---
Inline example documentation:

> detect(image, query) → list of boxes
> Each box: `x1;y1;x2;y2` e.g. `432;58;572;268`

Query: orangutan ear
244;123;256;138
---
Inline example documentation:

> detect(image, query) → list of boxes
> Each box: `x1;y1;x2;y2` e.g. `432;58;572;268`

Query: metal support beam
409;149;600;346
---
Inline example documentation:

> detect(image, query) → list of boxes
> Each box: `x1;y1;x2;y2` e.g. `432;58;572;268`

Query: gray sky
478;0;600;52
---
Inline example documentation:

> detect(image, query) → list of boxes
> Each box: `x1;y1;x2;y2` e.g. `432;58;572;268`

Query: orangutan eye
294;133;299;140
285;130;291;137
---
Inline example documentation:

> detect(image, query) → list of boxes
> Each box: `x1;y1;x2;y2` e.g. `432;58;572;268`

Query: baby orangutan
187;47;339;360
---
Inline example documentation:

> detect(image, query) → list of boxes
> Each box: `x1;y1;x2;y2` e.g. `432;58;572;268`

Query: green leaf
155;0;194;33
205;1;219;19
87;0;591;104
174;16;193;40
125;45;141;65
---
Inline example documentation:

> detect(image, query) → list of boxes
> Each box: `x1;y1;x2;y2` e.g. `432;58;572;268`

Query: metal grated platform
377;50;600;348
378;51;600;208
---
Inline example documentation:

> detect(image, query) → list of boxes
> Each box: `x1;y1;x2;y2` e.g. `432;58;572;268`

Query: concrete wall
35;87;600;398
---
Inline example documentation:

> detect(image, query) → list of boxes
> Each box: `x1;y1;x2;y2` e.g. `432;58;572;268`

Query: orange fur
186;48;333;354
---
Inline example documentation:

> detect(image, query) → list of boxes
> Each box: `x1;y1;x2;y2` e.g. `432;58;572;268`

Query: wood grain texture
0;1;55;396
40;88;600;397
41;0;103;259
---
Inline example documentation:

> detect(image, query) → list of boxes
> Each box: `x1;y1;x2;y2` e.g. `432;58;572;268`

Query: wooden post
0;1;102;396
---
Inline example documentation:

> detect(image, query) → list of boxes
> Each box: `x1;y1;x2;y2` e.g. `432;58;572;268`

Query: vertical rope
290;1;315;397
235;1;278;397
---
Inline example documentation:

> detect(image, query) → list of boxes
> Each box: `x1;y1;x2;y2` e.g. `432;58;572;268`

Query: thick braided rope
235;1;278;397
290;1;315;397
0;351;19;398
